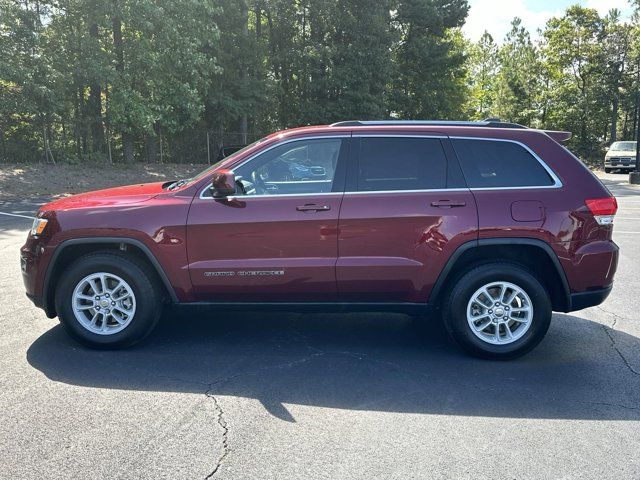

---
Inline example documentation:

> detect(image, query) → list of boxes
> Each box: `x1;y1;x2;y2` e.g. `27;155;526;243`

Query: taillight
585;197;617;225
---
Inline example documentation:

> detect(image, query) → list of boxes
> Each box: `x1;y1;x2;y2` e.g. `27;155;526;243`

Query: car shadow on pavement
27;309;640;422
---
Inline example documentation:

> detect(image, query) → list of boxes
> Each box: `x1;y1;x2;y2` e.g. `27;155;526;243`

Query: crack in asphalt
197;348;330;479
159;313;640;478
597;307;640;377
204;385;229;479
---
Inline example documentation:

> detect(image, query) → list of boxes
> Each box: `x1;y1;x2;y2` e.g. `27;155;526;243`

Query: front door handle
296;204;331;212
431;200;466;208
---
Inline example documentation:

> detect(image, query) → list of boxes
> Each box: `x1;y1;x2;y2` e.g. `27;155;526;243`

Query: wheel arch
42;237;178;318
430;238;571;312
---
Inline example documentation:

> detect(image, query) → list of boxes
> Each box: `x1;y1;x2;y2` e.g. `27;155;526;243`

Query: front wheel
442;263;552;360
604;168;611;173
55;252;163;349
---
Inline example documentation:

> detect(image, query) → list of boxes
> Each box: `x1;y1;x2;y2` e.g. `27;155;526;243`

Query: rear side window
356;137;447;191
452;139;555;188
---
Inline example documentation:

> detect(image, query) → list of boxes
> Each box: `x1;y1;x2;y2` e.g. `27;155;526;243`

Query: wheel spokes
72;272;136;335
474;317;493;332
467;280;534;346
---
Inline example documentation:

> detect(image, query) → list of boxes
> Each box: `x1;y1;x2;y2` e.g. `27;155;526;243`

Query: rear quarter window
452;138;556;188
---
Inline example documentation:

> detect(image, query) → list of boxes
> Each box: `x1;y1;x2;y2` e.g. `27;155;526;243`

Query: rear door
336;134;478;303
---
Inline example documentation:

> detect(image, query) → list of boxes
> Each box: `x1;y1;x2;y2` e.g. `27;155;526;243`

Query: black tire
442;263;552;360
604;168;611;173
55;252;163;349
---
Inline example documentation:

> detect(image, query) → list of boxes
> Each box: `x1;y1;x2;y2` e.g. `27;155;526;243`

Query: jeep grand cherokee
21;120;619;359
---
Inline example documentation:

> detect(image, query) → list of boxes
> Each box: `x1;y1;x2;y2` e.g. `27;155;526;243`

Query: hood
606;150;636;157
40;182;167;212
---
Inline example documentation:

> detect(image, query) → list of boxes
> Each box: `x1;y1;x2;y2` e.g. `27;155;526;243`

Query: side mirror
211;170;236;198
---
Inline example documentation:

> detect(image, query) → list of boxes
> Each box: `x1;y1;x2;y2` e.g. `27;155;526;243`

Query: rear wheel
55;252;163;349
604;168;611;173
442;263;552;360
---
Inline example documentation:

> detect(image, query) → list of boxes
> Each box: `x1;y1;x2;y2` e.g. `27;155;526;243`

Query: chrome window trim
344;188;470;196
199;135;349;200
449;136;563;190
198;132;564;200
208;192;344;200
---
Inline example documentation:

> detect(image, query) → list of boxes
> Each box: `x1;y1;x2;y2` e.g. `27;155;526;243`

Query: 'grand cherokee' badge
204;270;285;277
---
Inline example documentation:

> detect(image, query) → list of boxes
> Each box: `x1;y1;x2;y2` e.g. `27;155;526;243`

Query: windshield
171;139;267;189
610;141;637;151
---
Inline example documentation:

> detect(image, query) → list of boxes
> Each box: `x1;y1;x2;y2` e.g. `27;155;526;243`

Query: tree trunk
610;76;619;143
76;86;86;158
0;125;6;163
240;1;249;144
145;134;158;163
112;7;134;163
255;2;262;38
122;133;134;164
88;22;106;155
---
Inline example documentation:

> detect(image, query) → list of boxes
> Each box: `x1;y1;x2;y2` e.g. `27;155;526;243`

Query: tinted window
233;138;342;196
357;137;447;191
452;139;555;188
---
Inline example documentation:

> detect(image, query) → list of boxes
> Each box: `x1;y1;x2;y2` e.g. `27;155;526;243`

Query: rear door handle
431;200;466;208
296;204;331;212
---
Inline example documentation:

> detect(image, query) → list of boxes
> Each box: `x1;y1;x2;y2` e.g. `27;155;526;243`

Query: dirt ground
0;163;207;200
0;161;610;202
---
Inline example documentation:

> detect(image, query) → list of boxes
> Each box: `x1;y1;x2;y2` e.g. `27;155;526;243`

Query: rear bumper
568;286;612;312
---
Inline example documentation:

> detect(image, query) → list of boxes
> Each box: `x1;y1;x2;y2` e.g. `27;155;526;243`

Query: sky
462;0;636;42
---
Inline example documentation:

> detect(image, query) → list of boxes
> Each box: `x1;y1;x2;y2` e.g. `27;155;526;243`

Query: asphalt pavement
0;171;638;479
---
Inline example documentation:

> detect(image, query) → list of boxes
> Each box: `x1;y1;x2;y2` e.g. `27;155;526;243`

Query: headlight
30;218;48;237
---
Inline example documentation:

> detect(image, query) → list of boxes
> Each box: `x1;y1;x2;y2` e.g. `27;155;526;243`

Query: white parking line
0;211;35;220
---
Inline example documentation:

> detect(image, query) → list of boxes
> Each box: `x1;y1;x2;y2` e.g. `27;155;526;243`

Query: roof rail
330;119;528;129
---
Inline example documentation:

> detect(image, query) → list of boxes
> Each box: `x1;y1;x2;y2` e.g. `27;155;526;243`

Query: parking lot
0;171;638;480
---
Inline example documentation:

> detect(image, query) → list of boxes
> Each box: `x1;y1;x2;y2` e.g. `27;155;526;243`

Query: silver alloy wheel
71;272;136;335
466;281;533;345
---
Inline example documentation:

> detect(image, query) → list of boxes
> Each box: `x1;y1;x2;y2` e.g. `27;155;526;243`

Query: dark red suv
21;120;619;359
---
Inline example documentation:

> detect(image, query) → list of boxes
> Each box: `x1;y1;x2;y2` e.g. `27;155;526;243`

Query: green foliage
465;31;498;120
1;0;639;163
494;18;541;126
390;0;470;119
465;4;640;159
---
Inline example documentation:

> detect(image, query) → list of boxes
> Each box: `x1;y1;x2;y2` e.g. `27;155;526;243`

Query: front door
337;134;478;303
187;136;349;302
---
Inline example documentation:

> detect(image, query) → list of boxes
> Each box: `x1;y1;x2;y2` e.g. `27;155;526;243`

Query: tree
494;18;541;126
542;6;607;156
390;0;470;119
4;0;640;165
106;0;219;162
466;31;498;119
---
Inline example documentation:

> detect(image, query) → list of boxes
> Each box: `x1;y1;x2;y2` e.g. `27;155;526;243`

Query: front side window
232;138;343;196
356;137;447;191
452;138;556;188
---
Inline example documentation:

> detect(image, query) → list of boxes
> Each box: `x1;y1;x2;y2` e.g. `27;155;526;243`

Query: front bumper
21;237;56;317
605;159;636;169
26;293;45;309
